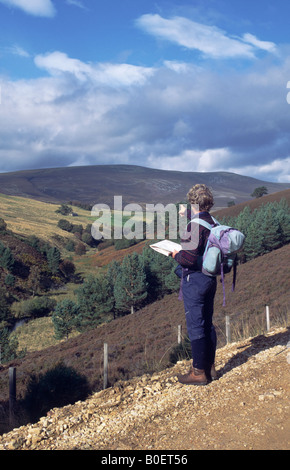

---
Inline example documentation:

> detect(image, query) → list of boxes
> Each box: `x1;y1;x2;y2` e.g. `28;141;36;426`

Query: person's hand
171;250;179;259
179;204;187;218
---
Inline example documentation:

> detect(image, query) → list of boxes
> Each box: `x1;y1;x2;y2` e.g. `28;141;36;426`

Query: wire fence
6;303;285;428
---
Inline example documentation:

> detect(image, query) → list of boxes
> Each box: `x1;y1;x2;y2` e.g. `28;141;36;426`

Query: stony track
0;327;289;451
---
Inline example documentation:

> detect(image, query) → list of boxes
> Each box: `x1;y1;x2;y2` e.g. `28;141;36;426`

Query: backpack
191;217;245;306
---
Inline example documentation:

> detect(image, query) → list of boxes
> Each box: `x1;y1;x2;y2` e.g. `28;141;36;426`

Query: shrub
12;296;57;320
55;204;72;215
0;218;7;233
75;242;86;255
52;299;79;340
0;328;19;363
5;273;15;287
57;219;73;232
169;336;192;364
22;363;90;423
0;242;14;271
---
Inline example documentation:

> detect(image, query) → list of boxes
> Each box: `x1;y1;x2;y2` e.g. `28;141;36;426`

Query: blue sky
0;0;290;183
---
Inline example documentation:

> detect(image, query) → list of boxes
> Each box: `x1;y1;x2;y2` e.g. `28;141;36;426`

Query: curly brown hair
187;184;214;211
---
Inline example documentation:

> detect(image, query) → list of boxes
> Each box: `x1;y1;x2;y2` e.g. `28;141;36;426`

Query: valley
0;168;289;437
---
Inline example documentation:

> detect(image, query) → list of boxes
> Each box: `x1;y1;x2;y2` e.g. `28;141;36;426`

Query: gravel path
0;327;289;451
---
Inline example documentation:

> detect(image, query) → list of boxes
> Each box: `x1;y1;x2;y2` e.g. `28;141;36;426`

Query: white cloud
0;0;56;17
136;14;277;60
3;44;30;57
136;14;254;59
0;42;290;183
34;51;155;86
229;158;290;183
147;148;232;173
66;0;87;9
163;60;194;74
242;33;277;53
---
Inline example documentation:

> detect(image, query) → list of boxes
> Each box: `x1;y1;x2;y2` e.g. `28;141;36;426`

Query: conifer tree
243;206;266;260
76;274;113;330
0;286;10;324
243;220;263;260
0;242;14;271
235;206;252;238
0;328;19;363
105;260;121;319
52;299;79;340
275;199;290;244
261;204;281;253
46;247;61;274
142;247;178;300
114;253;147;315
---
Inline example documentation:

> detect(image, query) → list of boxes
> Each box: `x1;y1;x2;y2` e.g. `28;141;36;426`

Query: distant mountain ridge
0;164;289;208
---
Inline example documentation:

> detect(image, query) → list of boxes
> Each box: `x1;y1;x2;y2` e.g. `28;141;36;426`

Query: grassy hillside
1;244;288;405
214;188;290;218
0;193;92;249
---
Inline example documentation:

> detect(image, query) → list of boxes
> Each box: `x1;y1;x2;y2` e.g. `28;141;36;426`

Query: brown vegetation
214;188;290;218
0;244;288;433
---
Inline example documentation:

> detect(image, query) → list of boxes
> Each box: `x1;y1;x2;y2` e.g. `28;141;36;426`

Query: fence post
178;325;182;344
226;315;231;344
9;367;16;427
266;305;270;332
103;343;108;390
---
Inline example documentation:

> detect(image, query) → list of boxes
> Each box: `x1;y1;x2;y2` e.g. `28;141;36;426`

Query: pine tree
261;204;281;253
114;253;147;315
0;286;10;324
52;299;79;340
105;260;121;319
275;199;290;244
142;247;178;300
235;206;253;237
0;328;19;363
243;220;263;260
0;242;14;271
76;274;114;330
251;186;268;198
46;247;61;274
243;206;267;260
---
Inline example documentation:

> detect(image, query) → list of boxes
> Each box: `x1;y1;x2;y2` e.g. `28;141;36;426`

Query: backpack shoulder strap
210;216;220;226
190;218;213;231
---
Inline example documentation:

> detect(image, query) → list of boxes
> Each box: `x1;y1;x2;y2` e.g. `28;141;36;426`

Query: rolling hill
0;164;289;208
0;193;93;248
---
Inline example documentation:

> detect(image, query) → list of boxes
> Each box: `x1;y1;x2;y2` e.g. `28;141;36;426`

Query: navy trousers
182;271;217;370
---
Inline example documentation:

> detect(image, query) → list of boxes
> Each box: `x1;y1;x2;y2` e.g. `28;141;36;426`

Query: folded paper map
150;240;182;256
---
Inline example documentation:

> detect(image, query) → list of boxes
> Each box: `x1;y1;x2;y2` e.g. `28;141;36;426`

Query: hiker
171;184;218;385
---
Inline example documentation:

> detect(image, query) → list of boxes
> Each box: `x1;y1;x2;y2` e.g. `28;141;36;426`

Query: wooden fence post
9;367;16;427
178;325;182;344
266;305;270;332
226;315;231;344
103;343;108;390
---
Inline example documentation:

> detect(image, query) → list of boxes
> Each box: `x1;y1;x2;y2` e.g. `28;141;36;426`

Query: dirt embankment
0;327;289;451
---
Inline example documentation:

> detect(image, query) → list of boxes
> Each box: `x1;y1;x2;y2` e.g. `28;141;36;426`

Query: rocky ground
0;327;289;452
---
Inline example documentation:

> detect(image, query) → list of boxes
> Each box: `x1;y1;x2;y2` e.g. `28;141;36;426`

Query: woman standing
171;184;218;385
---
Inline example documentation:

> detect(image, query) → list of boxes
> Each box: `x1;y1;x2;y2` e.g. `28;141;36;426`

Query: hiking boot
210;364;219;381
177;367;208;386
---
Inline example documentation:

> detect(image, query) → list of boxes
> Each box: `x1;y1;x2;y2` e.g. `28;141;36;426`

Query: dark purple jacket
175;211;216;273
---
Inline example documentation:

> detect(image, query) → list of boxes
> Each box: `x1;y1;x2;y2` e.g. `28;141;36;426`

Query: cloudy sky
0;0;290;182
